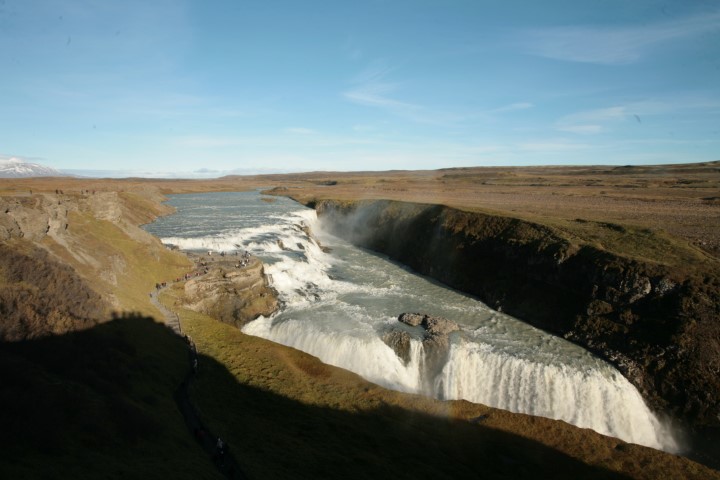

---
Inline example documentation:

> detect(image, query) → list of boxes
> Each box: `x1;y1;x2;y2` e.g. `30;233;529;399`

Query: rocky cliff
179;255;278;328
0;189;192;338
313;199;720;428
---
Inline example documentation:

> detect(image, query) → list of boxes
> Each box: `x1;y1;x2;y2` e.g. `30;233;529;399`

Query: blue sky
1;0;719;177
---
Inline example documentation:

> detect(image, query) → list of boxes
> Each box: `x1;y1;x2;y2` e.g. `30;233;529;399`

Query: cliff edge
177;253;278;328
313;199;720;429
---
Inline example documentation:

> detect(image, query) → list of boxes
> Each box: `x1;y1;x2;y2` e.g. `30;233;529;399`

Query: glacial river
144;190;678;452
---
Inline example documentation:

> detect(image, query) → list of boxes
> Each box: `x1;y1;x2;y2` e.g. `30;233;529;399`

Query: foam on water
144;191;680;453
244;314;424;392
438;341;675;449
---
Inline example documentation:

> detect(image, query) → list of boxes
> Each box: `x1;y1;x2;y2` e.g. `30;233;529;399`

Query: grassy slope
161;284;718;480
0;188;221;478
38;190;192;317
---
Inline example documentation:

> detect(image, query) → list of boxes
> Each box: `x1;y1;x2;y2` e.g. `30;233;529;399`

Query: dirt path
150;280;249;480
149;290;181;334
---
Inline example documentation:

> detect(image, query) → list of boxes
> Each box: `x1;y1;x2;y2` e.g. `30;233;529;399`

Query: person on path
215;437;227;467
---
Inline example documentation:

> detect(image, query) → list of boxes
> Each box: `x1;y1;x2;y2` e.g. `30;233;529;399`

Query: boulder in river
385;313;462;391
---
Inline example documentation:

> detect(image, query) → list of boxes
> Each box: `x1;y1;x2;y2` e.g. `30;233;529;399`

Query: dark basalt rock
398;312;460;336
384;313;461;390
382;330;413;365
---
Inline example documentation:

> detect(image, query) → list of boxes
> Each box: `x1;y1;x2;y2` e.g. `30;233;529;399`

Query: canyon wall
313;199;720;428
0;190;191;339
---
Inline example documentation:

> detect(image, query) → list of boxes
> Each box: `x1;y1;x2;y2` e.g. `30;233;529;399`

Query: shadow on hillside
188;347;635;479
0;313;222;479
0;314;633;479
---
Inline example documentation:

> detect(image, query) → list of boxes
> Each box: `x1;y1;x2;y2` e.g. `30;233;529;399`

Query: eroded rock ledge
179;254;278;329
313;198;720;428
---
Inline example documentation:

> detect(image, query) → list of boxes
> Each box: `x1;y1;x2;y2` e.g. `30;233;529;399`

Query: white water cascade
437;341;672;449
144;191;679;453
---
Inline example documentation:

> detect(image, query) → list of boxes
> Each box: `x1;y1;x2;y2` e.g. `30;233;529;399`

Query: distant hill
0;158;64;178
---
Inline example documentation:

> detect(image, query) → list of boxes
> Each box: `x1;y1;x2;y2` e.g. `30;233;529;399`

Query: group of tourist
198;249;254;271
235;250;251;269
151;249;257;301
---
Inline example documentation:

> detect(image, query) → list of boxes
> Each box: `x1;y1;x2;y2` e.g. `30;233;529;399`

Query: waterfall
243;316;425;393
144;191;680;453
243;312;677;452
437;341;676;450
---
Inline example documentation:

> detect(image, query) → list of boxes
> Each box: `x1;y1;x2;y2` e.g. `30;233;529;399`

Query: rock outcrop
0;194;72;241
382;330;414;365
400;313;460;379
383;313;461;393
316;199;720;428
181;256;278;329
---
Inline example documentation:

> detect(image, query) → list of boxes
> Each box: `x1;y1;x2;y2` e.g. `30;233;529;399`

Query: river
143;190;679;452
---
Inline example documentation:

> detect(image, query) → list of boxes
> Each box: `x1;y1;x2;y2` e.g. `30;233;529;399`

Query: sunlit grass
157;284;716;480
43;208;190;318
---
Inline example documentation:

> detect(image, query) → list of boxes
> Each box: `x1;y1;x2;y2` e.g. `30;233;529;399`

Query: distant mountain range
0;158;65;178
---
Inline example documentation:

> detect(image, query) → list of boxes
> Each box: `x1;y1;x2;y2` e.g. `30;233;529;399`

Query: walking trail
150;272;249;480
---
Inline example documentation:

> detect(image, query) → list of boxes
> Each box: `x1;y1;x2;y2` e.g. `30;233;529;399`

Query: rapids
144;190;679;452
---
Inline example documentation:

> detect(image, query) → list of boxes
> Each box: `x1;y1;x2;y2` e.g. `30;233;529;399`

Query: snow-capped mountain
0;158;64;178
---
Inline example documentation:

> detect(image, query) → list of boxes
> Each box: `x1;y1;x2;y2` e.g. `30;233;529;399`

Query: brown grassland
5;160;717;264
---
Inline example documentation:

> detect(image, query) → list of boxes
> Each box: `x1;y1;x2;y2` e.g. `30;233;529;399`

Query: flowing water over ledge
144;190;679;452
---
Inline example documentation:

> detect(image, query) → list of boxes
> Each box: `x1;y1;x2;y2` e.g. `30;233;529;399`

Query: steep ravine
310;199;720;431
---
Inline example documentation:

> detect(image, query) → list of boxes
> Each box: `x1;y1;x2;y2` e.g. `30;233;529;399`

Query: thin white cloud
352;124;377;132
556;96;720;134
285;127;317;135
344;82;420;111
175;135;243;148
556;105;636;134
490;102;534;113
343;61;462;124
518;12;720;65
558;125;604;134
518;140;592;152
171;131;390;152
344;65;482;126
349;62;399;85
